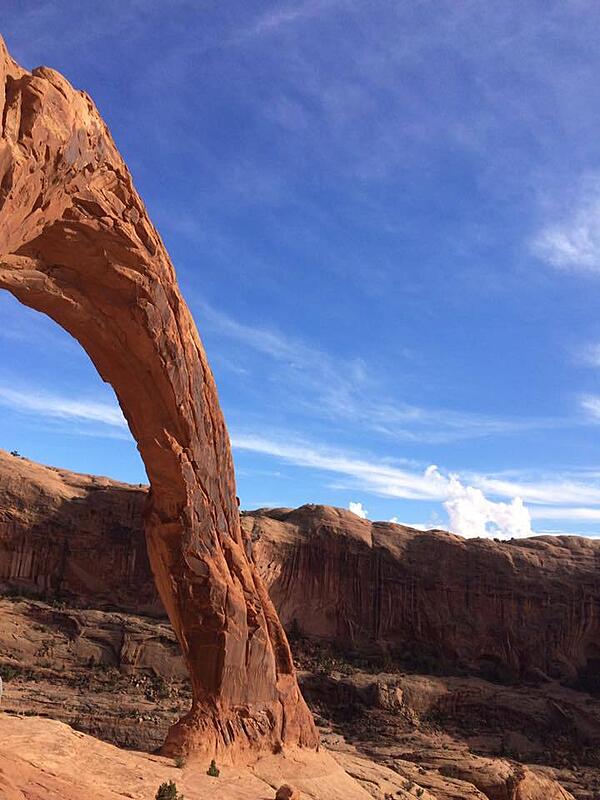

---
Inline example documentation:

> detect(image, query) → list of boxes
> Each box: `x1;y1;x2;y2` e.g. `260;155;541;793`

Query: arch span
0;37;317;760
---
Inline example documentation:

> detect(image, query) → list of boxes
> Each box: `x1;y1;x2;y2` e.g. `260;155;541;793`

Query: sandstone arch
0;37;317;760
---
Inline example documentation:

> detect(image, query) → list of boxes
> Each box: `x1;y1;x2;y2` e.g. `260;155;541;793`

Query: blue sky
3;1;600;537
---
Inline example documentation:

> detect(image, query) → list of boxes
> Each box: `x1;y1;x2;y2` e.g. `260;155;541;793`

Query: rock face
0;38;316;760
2;451;600;690
0;594;588;798
0;451;155;613
248;505;600;685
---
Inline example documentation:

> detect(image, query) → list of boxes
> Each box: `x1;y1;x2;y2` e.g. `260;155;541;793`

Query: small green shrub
1;665;19;682
207;759;220;777
155;780;183;800
174;755;186;769
416;789;424;798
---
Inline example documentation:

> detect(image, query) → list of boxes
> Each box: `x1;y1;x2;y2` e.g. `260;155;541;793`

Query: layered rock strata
1;451;599;688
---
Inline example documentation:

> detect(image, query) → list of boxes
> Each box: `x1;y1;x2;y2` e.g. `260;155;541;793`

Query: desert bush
155;780;183;800
207;758;220;777
0;665;19;682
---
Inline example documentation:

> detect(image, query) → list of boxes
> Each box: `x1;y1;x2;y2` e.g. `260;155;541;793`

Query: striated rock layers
249;505;600;686
0;451;155;613
2;450;600;688
0;37;317;760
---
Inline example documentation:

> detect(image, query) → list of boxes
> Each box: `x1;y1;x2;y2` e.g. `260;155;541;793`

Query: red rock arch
0;37;317;760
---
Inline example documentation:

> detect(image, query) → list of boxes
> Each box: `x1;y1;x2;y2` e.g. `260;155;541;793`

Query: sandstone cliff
247;505;600;686
0;451;154;612
1;450;599;689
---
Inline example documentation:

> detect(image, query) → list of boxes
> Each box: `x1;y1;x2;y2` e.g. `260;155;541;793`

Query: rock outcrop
1;594;590;798
248;505;600;686
0;37;316;760
2;451;600;689
0;451;154;613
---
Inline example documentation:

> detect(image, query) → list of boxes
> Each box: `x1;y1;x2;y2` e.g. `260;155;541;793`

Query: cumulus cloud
349;501;368;519
442;473;532;539
422;465;532;539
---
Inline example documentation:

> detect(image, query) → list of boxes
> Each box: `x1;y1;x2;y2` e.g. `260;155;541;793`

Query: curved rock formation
0;37;317;760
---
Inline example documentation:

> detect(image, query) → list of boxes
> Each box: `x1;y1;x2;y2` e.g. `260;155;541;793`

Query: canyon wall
1;450;599;687
248;505;600;686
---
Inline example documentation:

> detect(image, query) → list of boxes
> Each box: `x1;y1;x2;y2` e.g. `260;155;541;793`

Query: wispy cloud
232;429;600;538
472;470;600;506
248;2;331;37
197;298;560;444
575;341;600;368
0;386;126;429
579;394;600;423
532;175;600;273
529;506;600;521
232;431;444;500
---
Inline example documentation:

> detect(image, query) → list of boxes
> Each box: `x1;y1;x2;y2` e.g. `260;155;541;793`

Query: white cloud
249;3;324;36
529;506;600;521
580;394;600;422
577;342;600;368
389;516;399;524
232;432;448;500
441;472;532;539
232;430;600;537
232;432;537;538
0;386;127;429
532;176;600;273
472;471;600;506
349;500;368;519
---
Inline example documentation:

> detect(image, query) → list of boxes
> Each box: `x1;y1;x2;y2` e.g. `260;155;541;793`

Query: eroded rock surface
0;37;316;759
0;597;587;798
247;505;600;686
1;456;599;795
3;451;598;690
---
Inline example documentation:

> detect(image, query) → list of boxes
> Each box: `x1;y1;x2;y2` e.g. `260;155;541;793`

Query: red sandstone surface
1;451;596;797
0;36;316;759
2;450;599;689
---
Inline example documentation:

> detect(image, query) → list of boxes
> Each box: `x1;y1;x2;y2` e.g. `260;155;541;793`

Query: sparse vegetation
0;662;34;682
207;758;220;777
155;780;184;800
0;665;20;682
416;789;424;798
174;755;186;769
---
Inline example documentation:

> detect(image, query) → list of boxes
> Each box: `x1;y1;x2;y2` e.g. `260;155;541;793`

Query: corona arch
0;36;317;761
